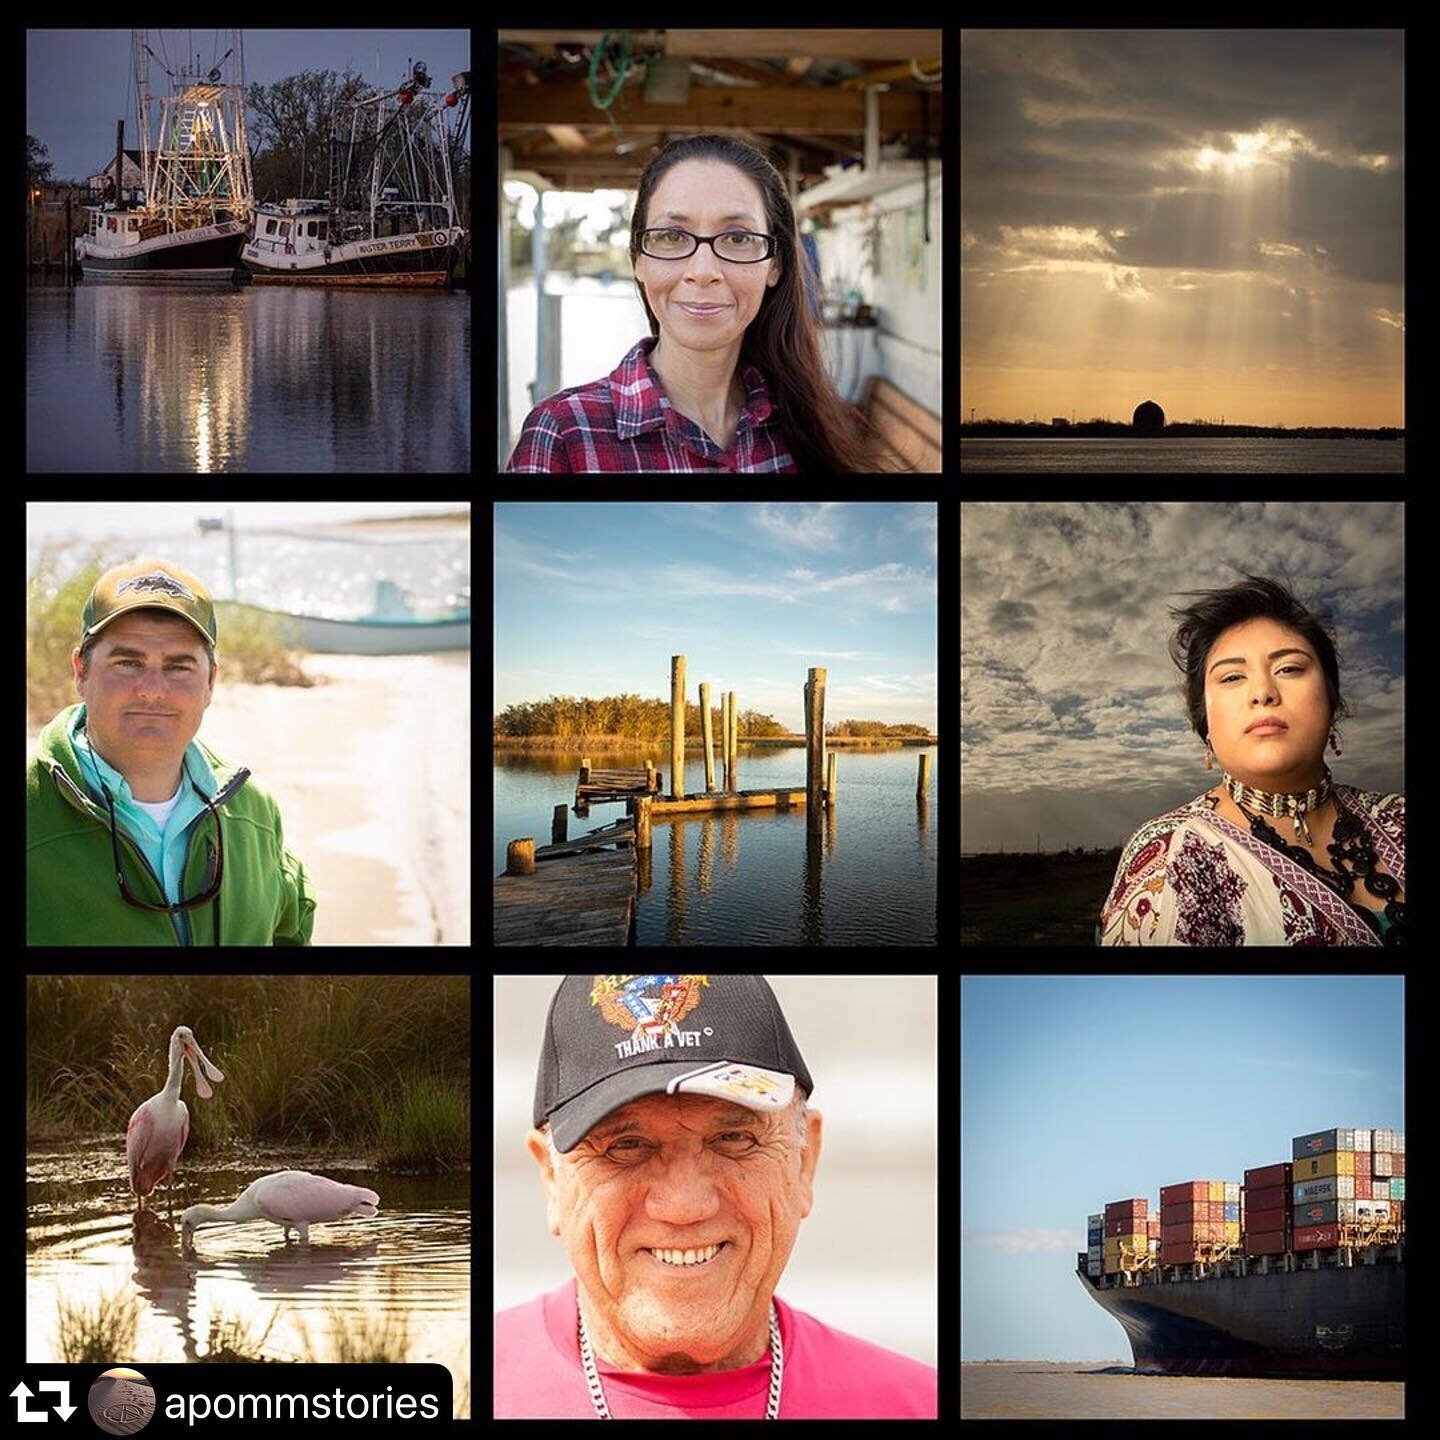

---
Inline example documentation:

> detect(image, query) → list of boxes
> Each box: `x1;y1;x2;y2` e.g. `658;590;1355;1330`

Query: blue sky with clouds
495;502;938;732
961;501;1404;852
961;973;1405;1361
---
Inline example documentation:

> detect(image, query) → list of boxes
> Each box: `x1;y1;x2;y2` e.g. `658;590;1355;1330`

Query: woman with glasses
506;134;905;473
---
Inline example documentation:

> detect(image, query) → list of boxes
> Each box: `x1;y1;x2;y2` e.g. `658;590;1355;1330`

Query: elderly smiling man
494;975;937;1419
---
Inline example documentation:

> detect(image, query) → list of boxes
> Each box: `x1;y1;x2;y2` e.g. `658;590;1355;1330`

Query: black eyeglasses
101;781;224;914
639;227;776;263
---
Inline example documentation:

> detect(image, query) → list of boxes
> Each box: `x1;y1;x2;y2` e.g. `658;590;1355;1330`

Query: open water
961;1363;1404;1419
26;281;470;473
960;438;1404;473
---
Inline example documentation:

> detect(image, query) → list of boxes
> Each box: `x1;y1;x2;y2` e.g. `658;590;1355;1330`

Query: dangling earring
1204;741;1215;771
1329;727;1343;757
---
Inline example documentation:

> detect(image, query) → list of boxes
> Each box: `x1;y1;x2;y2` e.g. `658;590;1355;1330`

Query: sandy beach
30;652;470;946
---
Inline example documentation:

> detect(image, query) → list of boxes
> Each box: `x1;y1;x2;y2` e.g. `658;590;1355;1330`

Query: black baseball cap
534;975;814;1153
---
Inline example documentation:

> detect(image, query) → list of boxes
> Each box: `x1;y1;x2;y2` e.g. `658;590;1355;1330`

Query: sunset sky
961;30;1404;428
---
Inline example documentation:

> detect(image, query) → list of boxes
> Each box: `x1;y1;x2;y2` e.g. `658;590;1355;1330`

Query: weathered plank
494;841;637;946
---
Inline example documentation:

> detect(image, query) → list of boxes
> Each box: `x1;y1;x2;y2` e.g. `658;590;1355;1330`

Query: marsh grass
57;1288;140;1363
28;976;469;1167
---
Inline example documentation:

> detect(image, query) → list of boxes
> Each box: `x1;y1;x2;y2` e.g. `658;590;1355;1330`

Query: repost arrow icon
8;1382;47;1422
39;1382;76;1420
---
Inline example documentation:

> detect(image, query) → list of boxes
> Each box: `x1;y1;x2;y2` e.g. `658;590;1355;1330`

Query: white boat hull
235;604;470;655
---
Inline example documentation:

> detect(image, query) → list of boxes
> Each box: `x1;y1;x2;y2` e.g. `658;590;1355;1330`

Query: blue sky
961;973;1404;1361
961;501;1405;852
495;503;938;732
28;30;471;183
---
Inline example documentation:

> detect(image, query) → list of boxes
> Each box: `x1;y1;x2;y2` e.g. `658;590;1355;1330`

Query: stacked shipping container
1290;1127;1405;1249
1243;1161;1293;1255
1158;1179;1240;1266
1102;1198;1148;1274
1085;1125;1405;1276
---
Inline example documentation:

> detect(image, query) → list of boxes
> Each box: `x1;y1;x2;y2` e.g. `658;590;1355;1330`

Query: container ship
1076;1127;1405;1379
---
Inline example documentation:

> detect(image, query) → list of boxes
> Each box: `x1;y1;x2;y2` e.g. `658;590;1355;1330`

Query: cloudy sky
496;503;938;732
960;502;1404;854
961;30;1404;427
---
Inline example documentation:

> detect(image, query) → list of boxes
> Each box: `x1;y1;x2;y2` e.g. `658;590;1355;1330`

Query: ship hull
1077;1263;1404;1379
76;222;245;281
240;229;462;288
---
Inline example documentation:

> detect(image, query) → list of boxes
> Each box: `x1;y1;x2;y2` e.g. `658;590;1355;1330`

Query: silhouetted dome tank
1133;400;1165;430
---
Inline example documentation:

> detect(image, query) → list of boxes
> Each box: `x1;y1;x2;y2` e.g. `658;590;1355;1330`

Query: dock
575;762;661;805
649;788;810;815
494;817;637;946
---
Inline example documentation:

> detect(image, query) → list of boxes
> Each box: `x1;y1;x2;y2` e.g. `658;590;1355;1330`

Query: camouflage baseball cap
80;558;218;647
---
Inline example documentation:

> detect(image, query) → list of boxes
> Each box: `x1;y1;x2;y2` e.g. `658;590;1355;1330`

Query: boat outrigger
76;30;253;282
241;61;468;288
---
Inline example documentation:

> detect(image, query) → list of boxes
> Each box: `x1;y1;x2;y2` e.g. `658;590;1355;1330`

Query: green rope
586;30;630;136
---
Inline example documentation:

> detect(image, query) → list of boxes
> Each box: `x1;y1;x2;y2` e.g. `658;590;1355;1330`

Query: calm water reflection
27;1143;470;1416
495;745;938;945
26;281;470;472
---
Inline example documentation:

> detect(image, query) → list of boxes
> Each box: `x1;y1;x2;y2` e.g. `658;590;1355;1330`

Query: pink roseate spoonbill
181;1171;381;1247
126;1025;225;1211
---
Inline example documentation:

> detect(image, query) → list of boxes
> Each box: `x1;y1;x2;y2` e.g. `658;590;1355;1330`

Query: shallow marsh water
26;1140;470;1416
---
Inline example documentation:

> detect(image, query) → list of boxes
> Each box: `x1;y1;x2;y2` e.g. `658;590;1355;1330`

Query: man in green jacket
27;557;315;945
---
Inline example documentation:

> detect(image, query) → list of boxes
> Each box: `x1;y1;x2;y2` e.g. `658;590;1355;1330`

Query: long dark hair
629;134;908;473
1167;575;1350;745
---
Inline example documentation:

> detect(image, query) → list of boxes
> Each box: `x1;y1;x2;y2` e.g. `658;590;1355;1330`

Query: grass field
960;851;1121;947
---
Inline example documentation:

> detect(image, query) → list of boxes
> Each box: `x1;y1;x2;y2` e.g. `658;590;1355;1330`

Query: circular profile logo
88;1368;157;1435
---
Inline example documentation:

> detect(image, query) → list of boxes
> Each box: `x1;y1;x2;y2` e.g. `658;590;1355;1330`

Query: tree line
495;695;930;739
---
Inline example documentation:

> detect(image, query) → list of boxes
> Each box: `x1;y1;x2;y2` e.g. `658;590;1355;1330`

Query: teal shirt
69;705;219;940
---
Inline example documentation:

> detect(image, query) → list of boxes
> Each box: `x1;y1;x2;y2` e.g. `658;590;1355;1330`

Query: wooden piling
579;757;592;786
917;753;932;797
700;680;716;792
645;759;656;793
506;838;536;875
552;804;568;844
726;690;738;789
806;668;826;831
635;794;652;850
826;750;837;805
670;655;686;800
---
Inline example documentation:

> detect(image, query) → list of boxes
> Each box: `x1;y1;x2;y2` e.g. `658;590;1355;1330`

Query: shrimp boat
76;30;253;282
241;62;468;288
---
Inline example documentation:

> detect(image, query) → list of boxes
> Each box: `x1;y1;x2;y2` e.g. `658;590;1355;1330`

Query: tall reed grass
28;975;469;1168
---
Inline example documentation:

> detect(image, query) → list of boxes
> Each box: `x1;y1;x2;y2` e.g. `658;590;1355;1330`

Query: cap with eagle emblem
535;975;814;1153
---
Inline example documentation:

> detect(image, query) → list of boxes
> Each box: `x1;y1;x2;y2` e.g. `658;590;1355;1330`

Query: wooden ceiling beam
499;83;928;134
662;29;939;61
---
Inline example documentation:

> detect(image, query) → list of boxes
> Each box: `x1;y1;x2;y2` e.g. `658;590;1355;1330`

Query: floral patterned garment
1098;785;1405;947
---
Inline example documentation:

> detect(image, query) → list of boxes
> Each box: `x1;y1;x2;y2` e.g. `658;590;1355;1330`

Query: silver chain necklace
577;1301;783;1420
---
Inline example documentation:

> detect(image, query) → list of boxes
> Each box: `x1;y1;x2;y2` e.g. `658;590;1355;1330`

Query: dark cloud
961;29;1404;284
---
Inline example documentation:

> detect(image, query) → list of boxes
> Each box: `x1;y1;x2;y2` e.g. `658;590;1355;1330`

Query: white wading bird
182;1170;381;1247
127;1025;225;1210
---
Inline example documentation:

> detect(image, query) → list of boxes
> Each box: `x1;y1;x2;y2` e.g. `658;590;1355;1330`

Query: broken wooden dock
494;816;638;946
575;762;661;805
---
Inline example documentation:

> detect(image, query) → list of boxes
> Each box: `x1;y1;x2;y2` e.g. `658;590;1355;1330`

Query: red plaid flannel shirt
505;336;798;472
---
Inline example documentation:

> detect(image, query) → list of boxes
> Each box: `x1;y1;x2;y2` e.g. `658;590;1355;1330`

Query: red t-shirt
493;1276;937;1419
